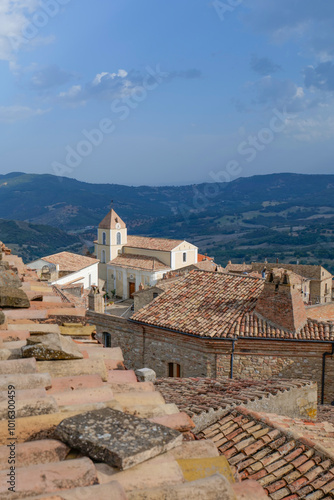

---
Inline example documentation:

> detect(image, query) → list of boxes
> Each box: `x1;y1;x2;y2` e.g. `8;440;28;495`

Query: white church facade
94;209;198;299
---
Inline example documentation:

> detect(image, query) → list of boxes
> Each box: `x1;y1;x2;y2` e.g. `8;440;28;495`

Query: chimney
276;257;279;264
139;282;144;291
255;268;307;332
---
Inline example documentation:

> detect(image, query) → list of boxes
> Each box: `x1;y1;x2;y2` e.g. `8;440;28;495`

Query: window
116;232;122;245
183;252;187;262
103;332;111;348
101;250;106;264
325;283;328;294
153;292;158;299
102;232;106;245
168;363;181;377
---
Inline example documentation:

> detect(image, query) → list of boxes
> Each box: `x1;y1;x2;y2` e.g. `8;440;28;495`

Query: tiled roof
126;235;184;251
43;252;99;272
98;209;126;229
132;270;334;340
198;406;334;500
156;378;312;420
225;262;253;273
109;253;170;271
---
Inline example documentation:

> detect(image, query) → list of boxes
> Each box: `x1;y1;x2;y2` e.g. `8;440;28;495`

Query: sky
1;0;334;186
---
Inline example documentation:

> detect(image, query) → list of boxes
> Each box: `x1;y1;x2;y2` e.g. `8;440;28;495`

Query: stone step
0;439;69;470
148;412;195;432
129;474;236;500
113;391;165;408
107;369;138;384
0;330;30;341
78;346;124;361
108;382;155;393
26;481;127;500
0;373;51;391
36;359;108;381
0;357;36;375
0;457;97;500
124;403;180;418
47;374;104;394
53;386;114;407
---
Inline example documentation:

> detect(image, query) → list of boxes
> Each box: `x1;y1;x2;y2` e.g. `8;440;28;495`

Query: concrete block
135;368;156;382
55;408;183;470
36;359;108;381
0;439;69;469
0;457;98;499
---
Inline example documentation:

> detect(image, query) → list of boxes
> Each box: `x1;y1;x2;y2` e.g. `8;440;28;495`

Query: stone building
94;208;198;299
88;268;334;404
251;262;332;304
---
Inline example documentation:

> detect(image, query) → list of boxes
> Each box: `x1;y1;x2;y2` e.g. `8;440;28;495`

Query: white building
94;209;198;299
28;251;99;289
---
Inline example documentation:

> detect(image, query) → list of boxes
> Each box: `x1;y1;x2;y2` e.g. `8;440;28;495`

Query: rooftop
252;262;332;281
109;253;170;271
42;251;99;272
126;235;184;252
98;208;126;230
132;270;334;340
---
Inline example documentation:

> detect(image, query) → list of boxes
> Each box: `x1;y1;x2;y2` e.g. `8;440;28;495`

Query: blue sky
1;0;334;185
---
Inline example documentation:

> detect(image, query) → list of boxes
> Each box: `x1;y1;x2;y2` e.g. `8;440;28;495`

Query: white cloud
92;69;128;86
0;105;49;123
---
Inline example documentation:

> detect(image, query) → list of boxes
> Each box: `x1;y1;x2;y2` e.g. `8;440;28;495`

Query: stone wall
88;311;334;404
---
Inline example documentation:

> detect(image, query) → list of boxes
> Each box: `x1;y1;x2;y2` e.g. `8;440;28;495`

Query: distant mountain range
1;171;334;271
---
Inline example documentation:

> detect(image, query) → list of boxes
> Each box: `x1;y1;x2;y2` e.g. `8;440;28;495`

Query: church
94;209;198;299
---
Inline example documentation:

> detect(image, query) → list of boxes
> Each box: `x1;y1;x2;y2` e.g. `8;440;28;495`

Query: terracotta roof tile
99;209;126;229
43;252;99;272
109;253;170;271
132;270;334;340
126;235;184;251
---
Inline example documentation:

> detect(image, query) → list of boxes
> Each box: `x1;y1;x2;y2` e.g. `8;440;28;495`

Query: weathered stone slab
47;374;103;394
22;333;83;360
135;368;156;382
0;457;98;499
128;473;236;500
0;269;21;288
36;359;108;381
0;373;51;391
0;357;36;374
0;439;69;469
55;408;183;470
0;286;29;308
53;386;114;407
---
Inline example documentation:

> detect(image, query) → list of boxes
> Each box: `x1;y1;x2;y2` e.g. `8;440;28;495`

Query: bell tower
95;208;127;281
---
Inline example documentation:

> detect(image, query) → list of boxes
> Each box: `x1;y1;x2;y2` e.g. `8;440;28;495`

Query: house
88;267;334;404
94;208;198;299
28;251;99;289
252;262;332;304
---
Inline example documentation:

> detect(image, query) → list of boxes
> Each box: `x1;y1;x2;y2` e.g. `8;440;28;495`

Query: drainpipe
321;342;334;404
230;339;236;379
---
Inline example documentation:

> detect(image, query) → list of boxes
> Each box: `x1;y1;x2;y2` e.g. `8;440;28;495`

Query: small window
153;292;158;299
116;232;122;245
325;283;328;294
183;252;187;263
168;363;181;377
102;232;106;245
101;250;106;264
